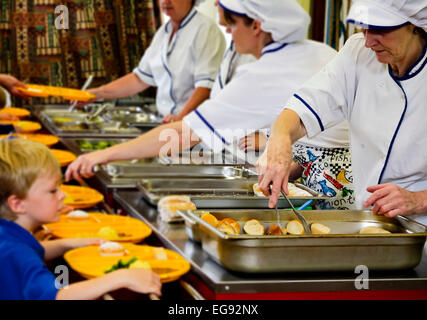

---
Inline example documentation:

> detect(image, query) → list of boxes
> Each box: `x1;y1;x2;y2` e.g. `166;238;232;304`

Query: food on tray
153;248;167;260
252;183;266;197
157;195;197;222
104;256;138;273
78;140;118;150
61;185;104;209
359;226;391;234
54;117;73;123
200;212;219;228
286;219;305;235
97;226;119;238
66;210;90;221
267;224;287;235
99;242;127;257
129;260;152;270
217;218;240;235
252;182;313;197
311;223;331;235
243;219;265;235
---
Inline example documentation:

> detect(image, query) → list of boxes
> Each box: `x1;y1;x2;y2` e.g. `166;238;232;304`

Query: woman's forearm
95;73;150;100
176;87;211;119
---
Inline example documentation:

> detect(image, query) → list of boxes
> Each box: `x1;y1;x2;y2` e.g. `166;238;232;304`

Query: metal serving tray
60;137;130;155
137;178;323;207
33;104;146;138
180;209;427;273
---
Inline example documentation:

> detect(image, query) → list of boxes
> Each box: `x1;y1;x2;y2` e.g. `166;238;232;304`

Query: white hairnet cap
347;0;427;31
195;0;207;6
219;0;310;43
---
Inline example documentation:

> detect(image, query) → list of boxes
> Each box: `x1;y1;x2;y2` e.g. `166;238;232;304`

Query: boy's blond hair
0;139;61;221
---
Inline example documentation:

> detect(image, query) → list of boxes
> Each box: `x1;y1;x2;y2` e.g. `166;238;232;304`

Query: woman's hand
65;151;107;182
364;183;426;218
0;75;28;97
256;134;293;208
238;132;268;152
162;114;181;123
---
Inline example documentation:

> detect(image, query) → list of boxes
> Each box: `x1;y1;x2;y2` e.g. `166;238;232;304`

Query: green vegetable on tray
78;141;118;151
104;256;138;274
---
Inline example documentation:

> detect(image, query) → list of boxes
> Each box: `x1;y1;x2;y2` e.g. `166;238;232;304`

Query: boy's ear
7;195;26;214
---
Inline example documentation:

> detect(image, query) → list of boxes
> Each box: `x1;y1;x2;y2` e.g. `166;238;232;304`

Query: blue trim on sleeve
137;68;154;78
195;77;215;84
346;20;410;30
194;110;230;145
293;94;325;132
378;68;409;184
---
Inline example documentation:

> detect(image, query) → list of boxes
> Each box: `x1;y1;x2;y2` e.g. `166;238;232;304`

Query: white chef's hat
347;0;427;31
195;0;206;5
218;0;310;43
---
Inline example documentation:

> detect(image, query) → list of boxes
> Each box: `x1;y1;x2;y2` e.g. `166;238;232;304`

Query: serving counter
113;190;427;300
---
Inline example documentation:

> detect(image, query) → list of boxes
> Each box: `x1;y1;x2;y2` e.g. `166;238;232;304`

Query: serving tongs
85;103;111;122
281;189;311;235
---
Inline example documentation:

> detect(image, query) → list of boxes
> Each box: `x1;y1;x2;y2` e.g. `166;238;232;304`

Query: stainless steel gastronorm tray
33;104;147;138
179;209;427;273
60;137;130;155
137;178;324;208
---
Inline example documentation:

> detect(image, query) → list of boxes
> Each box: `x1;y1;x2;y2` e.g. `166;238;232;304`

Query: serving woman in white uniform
65;0;342;184
257;0;427;224
209;0;255;99
86;0;225;123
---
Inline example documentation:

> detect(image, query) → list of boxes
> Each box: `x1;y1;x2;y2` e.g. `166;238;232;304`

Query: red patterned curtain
0;0;160;104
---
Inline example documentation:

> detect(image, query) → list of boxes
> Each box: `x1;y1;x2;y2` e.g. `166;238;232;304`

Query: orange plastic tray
17;84;96;102
50;149;77;167
61;185;104;209
43;213;152;243
0;133;59;147
0;120;41;133
0;107;30;118
64;244;190;282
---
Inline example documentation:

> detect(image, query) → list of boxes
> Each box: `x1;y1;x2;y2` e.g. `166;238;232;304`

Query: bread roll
218;218;240;235
266;224;286;235
99;241;126;257
287;219;305;235
311;223;331;235
243;219;265;235
201;212;219;228
66;210;90;221
359;226;391;234
157;195;197;222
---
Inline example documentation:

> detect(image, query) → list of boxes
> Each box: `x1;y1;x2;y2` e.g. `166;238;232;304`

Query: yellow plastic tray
0;120;41;133
43;213;152;243
50;149;77;167
0;107;30;118
64;244;191;283
0;133;59;147
17;84;96;102
61;185;104;209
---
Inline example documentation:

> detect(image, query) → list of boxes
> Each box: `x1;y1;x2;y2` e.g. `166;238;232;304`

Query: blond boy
0;139;161;299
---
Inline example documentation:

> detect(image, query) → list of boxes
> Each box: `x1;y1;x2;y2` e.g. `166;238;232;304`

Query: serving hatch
179;209;427;273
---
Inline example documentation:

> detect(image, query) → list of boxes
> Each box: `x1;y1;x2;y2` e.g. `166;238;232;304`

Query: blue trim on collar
293;94;325;132
218;1;247;17
378;71;408;184
179;8;197;29
194;110;230;145
262;42;287;56
346;20;410;30
392;43;427;81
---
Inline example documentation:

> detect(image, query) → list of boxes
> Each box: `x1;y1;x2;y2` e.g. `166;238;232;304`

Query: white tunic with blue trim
210;41;256;99
284;33;427;224
133;8;225;117
184;40;344;155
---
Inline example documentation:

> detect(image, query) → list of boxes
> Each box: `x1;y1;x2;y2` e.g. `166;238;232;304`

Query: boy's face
22;174;65;224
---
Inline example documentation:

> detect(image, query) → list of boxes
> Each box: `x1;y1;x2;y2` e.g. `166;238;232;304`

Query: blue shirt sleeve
10;245;59;300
